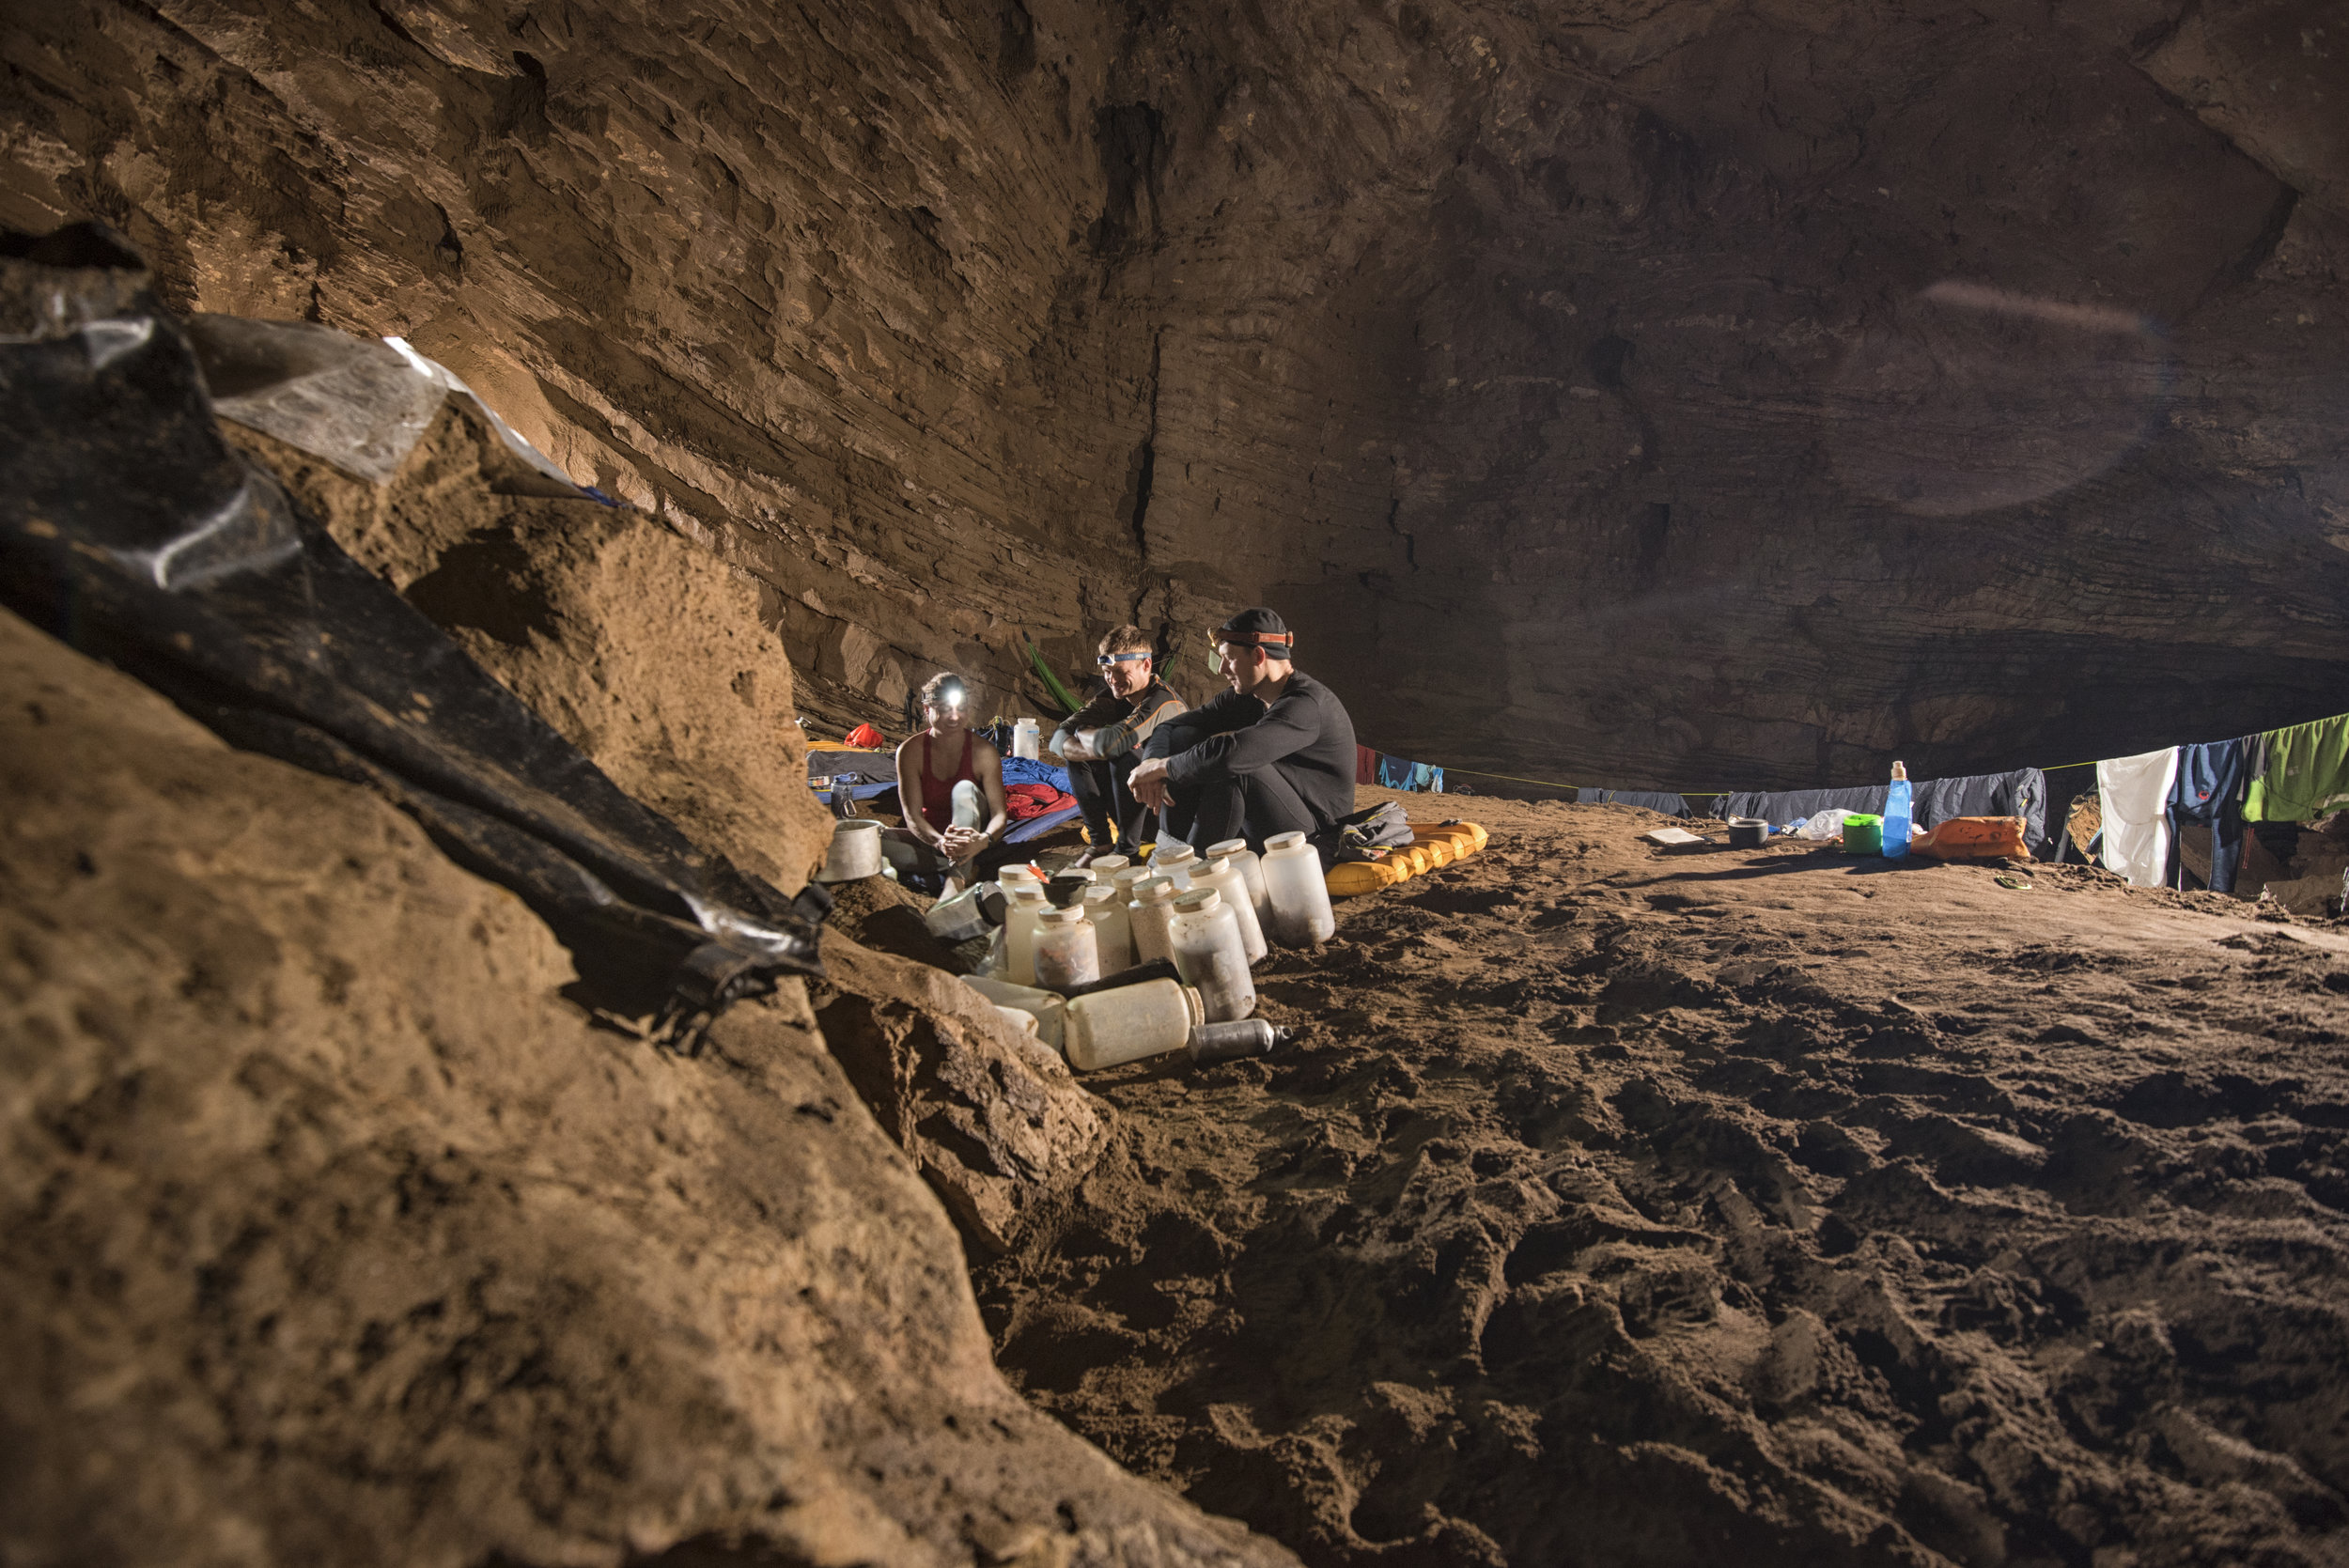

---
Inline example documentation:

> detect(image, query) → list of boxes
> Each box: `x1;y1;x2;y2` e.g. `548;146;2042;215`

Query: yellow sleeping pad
1325;821;1489;897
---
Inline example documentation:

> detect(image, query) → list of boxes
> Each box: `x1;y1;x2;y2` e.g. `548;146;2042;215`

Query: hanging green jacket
2245;712;2349;822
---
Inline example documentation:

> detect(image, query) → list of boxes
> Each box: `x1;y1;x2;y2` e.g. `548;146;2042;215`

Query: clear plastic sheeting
0;223;820;1048
382;334;600;500
188;315;447;484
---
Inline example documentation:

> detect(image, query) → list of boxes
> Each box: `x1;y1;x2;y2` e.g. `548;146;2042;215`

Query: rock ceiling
3;0;2342;787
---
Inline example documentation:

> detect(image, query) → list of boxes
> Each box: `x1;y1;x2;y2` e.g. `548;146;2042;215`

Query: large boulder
0;604;1291;1567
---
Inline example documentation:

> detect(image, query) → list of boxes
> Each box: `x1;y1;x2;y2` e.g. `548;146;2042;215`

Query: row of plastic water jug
993;840;1330;1018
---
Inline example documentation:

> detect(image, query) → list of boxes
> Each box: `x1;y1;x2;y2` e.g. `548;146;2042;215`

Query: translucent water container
1003;884;1049;986
1128;876;1179;965
1033;905;1100;991
1150;842;1198;890
1168;886;1255;1022
1259;831;1336;946
1064;978;1205;1071
1196;854;1268;964
1081;883;1135;974
1012;718;1041;760
1882;760;1912;861
1205;837;1270;922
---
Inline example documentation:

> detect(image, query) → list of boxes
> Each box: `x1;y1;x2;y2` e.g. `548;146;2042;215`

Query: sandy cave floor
966;792;2349;1568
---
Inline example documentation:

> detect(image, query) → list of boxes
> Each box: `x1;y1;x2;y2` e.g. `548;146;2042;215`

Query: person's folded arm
1091;691;1187;759
1050;692;1127;759
1163;689;1320;786
1142;690;1258;763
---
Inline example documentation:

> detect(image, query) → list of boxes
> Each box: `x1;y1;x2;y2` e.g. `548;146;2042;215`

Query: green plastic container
1841;814;1884;855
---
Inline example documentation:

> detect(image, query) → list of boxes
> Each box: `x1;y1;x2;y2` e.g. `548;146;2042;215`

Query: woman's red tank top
917;731;975;831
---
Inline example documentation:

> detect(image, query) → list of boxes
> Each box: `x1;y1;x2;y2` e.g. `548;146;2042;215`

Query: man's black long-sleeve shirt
1143;669;1358;832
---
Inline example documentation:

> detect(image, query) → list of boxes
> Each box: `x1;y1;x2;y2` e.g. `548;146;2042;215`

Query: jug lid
1038;905;1084;924
1090;854;1131;873
1154;843;1197;863
1131;877;1176;903
1206;838;1249;858
1082;884;1116;905
1264;831;1308;851
1173;887;1222;913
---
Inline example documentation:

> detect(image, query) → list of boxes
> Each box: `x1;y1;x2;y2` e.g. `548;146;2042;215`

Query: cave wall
5;0;2344;786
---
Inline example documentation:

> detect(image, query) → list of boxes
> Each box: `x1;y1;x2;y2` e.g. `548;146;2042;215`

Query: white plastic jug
1034;905;1101;991
1259;831;1335;946
961;974;1066;1051
1088;853;1131;880
1168;886;1254;1022
1197;854;1268;964
1003;885;1049;986
1065;979;1206;1071
1081;883;1135;975
1128;876;1178;965
1205;838;1270;923
1150;842;1198;890
1012;717;1041;760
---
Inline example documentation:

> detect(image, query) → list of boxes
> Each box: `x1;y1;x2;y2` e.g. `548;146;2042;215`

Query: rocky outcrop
231;394;1105;1248
813;933;1112;1254
0;603;1291;1568
6;0;2343;787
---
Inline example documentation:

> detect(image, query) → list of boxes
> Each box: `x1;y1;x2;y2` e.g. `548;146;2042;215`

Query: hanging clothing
1408;763;1444;793
2244;713;2349;823
1710;784;1883;825
1909;768;2052;857
2166;738;2248;893
2098;747;2180;887
1356;744;1378;785
915;729;976;833
1377;753;1414;790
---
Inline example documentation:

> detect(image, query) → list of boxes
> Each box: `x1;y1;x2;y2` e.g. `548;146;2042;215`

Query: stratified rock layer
0;600;1290;1568
6;0;2343;786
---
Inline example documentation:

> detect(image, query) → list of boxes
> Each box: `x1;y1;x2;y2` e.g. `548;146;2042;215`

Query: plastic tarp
0;224;823;1046
182;309;611;505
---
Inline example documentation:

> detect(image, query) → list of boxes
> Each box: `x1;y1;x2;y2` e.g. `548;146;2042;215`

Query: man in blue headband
1127;607;1357;862
1050;623;1188;867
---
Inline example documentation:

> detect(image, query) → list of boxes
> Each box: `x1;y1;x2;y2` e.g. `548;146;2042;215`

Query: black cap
1214;607;1295;658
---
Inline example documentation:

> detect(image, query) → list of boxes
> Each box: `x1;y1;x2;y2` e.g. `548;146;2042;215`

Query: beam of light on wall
1823;281;2174;518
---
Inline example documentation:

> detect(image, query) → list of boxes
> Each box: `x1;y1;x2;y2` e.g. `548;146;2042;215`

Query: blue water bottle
1883;760;1911;859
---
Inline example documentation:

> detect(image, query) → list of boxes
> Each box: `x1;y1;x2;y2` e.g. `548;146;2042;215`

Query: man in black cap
1126;607;1357;858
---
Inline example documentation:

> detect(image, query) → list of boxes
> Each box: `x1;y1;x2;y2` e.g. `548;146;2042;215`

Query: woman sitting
887;672;1009;893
